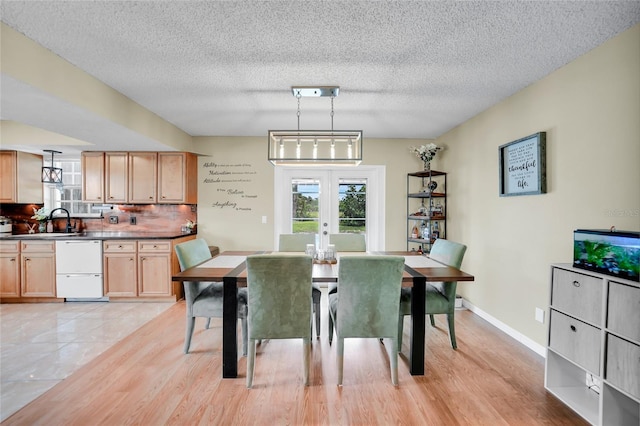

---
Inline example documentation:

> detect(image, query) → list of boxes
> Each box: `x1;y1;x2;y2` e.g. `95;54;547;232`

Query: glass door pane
338;179;366;234
292;178;320;234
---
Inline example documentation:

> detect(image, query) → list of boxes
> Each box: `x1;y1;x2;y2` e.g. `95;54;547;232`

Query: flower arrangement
185;220;196;230
409;143;441;164
31;207;49;221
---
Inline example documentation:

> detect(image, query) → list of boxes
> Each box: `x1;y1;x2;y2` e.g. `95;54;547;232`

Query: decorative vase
423;161;431;172
38;221;46;233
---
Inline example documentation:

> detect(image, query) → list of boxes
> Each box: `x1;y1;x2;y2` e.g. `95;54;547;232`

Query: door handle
323;231;328;235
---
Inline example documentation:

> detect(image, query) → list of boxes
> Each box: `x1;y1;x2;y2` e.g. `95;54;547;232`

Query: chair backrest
329;233;366;252
278;233;315;252
246;254;313;339
175;238;212;271
428;239;467;298
429;239;467;269
337;256;404;338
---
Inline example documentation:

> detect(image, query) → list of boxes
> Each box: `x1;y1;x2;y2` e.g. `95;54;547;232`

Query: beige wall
436;24;640;346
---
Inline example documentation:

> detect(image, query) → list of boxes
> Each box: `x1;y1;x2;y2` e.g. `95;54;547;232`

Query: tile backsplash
0;204;197;234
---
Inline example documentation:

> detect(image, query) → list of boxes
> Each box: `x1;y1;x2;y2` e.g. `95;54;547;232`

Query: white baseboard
461;299;546;358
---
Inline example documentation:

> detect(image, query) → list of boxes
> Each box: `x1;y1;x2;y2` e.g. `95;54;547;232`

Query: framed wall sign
499;132;547;197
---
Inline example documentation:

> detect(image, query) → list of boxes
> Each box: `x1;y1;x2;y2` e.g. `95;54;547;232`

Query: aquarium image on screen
573;230;640;281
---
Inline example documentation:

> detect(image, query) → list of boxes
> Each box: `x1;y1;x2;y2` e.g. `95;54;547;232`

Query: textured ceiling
1;1;639;155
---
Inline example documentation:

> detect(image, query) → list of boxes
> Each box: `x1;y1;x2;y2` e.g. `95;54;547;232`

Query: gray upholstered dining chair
328;255;404;385
278;233;322;339
398;239;467;351
175;238;249;356
327;233;366;295
245;254;313;388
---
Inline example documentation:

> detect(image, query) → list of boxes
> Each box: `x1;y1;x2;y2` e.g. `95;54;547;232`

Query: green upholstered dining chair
328;255;404;386
245;254;313;388
329;233;366;252
175;238;249;356
327;233;366;295
398;239;467;351
278;233;322;339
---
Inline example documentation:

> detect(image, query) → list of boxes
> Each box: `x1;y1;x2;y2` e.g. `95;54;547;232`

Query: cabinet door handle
10;258;15;262
570;325;576;332
572;280;580;287
118;245;123;249
149;196;153;199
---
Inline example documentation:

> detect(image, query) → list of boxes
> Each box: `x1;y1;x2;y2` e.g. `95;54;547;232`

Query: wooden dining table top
172;250;475;286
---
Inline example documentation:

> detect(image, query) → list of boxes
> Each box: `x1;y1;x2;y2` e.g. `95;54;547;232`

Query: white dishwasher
56;240;104;300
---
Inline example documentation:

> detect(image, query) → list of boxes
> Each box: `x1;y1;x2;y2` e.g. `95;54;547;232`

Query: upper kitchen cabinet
105;152;128;203
81;152;105;202
82;151;197;205
0;150;44;204
128;152;157;204
158;152;198;204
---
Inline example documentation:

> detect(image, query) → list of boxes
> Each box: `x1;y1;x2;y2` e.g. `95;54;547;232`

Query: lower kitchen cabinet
0;241;20;298
103;236;193;300
137;240;172;297
20;241;56;298
103;240;137;297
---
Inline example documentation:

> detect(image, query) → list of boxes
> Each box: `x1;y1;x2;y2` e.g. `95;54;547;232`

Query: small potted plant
31;207;49;233
182;220;196;234
409;143;441;171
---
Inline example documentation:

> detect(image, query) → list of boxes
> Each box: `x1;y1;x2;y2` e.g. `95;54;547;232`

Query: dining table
172;250;475;378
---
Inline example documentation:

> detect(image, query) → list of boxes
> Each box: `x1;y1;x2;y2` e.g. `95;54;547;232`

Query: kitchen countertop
0;231;196;240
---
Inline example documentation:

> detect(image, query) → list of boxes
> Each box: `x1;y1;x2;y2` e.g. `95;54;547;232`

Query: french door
274;166;385;250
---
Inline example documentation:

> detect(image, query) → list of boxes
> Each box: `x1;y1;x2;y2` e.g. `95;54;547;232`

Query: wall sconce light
268;86;363;166
41;149;63;184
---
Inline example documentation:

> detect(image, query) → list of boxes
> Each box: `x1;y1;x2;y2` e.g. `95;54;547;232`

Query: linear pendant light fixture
268;86;363;166
41;149;63;184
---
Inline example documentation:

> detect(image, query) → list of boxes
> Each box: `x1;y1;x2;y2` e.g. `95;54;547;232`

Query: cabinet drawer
552;268;602;325
606;334;640;399
0;241;20;253
549;309;601;374
20;241;55;253
103;240;137;253
607;281;640;342
138;240;171;253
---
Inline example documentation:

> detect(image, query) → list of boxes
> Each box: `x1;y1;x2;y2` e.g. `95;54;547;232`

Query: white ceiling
1;1;639;156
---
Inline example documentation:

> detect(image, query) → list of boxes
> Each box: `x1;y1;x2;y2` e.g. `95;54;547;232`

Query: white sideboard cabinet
545;263;639;425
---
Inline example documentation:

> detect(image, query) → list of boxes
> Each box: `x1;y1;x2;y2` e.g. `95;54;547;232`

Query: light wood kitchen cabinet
137;240;172;296
128;152;157;203
81;152;105;202
82;151;198;205
0;241;21;298
103;240;137;297
20;241;56;298
105;152;128;203
0;150;43;204
158;152;198;204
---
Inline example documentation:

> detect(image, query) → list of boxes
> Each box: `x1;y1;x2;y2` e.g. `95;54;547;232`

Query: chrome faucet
48;208;74;233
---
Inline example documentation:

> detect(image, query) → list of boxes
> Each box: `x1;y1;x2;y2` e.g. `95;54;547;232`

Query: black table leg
222;276;238;378
409;274;426;375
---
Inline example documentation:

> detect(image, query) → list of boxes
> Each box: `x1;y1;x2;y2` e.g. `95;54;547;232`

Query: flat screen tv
573;229;640;282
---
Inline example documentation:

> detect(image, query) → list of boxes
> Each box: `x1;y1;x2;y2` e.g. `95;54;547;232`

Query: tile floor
0;301;174;422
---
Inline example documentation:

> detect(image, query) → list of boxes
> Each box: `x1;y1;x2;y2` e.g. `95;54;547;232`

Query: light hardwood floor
3;292;587;425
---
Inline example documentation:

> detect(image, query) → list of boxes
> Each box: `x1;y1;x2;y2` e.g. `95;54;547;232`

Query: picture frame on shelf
498;132;546;197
